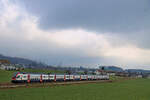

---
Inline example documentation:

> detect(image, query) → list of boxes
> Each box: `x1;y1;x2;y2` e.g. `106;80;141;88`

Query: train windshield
12;72;18;78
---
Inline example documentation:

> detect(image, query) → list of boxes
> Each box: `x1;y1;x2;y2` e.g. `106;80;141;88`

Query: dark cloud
0;0;150;69
19;0;150;49
20;0;150;33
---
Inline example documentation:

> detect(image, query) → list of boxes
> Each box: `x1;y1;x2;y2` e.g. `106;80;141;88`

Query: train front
11;72;20;83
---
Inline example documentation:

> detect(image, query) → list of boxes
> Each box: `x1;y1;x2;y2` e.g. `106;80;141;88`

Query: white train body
11;72;109;83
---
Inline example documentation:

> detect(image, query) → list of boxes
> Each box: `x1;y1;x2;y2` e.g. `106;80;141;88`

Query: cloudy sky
0;0;150;69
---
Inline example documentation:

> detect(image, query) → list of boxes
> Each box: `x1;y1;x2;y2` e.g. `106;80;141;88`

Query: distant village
1;59;150;79
0;60;24;71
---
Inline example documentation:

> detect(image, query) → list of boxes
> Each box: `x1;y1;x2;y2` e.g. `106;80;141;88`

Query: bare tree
84;70;88;75
65;70;72;75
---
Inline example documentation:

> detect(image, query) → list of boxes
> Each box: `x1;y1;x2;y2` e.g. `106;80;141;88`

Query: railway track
0;80;112;89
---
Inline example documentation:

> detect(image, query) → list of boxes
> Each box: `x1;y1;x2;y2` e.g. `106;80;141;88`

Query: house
95;70;103;75
137;75;142;78
107;71;116;76
129;73;143;78
116;72;129;77
0;64;24;71
0;64;16;70
94;70;107;75
0;60;10;64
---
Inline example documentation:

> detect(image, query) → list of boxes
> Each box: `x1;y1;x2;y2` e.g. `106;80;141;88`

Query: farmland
0;78;150;100
0;69;150;100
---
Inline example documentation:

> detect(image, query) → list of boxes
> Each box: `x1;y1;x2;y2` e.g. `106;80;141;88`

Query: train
11;72;109;83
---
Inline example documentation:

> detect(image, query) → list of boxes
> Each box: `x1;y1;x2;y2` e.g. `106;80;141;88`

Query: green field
0;69;64;83
0;69;150;100
0;78;150;100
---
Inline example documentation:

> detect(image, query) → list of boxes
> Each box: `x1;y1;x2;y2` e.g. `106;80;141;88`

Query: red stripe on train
27;74;30;83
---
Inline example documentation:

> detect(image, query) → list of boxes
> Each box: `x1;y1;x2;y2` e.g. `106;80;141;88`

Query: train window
23;76;26;78
17;75;20;78
66;76;69;78
50;76;54;78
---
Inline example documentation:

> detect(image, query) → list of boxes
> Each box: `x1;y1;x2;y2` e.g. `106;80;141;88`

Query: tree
65;70;72;75
101;67;105;71
84;70;88;75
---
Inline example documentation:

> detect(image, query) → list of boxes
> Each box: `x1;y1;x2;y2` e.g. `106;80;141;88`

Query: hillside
100;66;123;72
125;69;150;73
0;54;46;68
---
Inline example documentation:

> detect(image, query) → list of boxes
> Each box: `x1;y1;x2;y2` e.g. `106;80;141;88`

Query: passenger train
11;72;109;83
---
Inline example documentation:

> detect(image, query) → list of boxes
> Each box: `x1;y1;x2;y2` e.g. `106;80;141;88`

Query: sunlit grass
0;79;150;100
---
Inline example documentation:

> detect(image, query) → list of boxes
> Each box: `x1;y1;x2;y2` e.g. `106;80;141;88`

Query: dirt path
0;77;136;89
0;80;112;89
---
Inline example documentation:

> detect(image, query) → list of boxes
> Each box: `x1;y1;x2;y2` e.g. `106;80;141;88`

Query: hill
125;69;150;74
0;54;46;68
99;66;123;72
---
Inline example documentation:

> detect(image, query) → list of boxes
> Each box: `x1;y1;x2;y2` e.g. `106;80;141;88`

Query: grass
0;78;150;100
0;69;64;83
110;75;126;80
0;70;16;83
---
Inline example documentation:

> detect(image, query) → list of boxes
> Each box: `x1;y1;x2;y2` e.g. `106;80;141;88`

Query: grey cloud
0;35;101;66
20;0;150;33
1;0;150;69
19;0;150;49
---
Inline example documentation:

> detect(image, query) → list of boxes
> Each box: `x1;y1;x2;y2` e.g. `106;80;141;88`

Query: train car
74;75;80;81
81;75;87;80
55;74;65;81
11;72;109;83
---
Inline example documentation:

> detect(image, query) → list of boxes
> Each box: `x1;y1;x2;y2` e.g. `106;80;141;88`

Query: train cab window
17;75;20;78
12;72;18;78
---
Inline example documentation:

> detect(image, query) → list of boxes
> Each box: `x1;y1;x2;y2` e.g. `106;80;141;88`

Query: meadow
0;78;150;100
